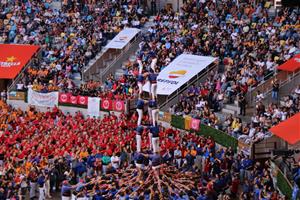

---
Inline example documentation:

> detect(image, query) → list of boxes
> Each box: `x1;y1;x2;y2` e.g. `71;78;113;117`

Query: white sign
105;28;140;49
27;88;59;107
88;97;100;118
144;54;216;95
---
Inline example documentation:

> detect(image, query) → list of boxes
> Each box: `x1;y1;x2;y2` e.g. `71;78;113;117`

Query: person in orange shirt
190;146;197;157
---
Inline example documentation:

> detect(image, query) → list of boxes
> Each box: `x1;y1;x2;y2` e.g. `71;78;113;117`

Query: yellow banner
184;116;192;130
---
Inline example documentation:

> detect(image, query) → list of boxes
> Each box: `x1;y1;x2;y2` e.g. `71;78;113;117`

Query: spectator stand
83;29;144;82
163;112;252;155
248;54;300;106
99;30;143;83
159;111;296;199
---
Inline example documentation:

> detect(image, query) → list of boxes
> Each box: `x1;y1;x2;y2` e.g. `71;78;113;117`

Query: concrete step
221;108;237;115
129;55;136;62
215;112;227;122
234;100;238;106
224;104;240;112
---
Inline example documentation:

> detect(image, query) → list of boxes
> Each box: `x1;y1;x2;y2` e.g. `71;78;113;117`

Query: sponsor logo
79;96;86;104
60;94;68;102
157;78;179;85
295;58;300;63
70;96;77;104
0;56;21;67
103;100;110;109
168;70;187;79
115;101;123;111
119;36;128;41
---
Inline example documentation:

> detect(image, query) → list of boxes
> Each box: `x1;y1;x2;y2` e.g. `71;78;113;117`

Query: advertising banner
101;99;113;110
144;54;216;95
113;100;125;112
0;44;39;79
8;91;26;101
78;96;88;105
28;88;58;107
59;93;70;103
190;118;200;131
70;95;78;104
105;28;140;49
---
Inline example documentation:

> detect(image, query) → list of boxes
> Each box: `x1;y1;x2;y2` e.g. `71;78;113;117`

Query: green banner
171;115;238;152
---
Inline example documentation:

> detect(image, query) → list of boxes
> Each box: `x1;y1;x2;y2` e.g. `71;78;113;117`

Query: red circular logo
191;120;198;129
71;96;77;104
79;97;85;104
103;100;109;109
115;101;123;111
61;94;67;102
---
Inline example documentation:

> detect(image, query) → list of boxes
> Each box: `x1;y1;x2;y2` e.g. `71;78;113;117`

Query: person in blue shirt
137;73;145;96
136;98;146;126
37;173;45;200
292;183;299;200
149;125;160;153
149;99;158;126
61;180;73;200
74;159;87;178
136;126;144;153
148;69;158;100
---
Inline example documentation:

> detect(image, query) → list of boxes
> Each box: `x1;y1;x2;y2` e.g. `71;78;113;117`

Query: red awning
277;54;300;72
0;44;40;79
269;113;300;145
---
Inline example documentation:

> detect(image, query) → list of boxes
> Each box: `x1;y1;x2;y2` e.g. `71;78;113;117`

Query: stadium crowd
0;0;145;95
0;99;292;200
6;0;299;102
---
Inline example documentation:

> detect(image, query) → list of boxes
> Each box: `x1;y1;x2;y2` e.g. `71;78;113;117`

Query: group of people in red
0;96;287;200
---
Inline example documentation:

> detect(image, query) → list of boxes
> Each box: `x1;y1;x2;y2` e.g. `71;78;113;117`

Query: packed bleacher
1;0;146;93
8;0;299;101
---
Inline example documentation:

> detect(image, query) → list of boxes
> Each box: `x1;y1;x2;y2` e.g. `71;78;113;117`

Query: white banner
88;97;100;118
144;54;216;95
27;88;59;107
105;28;140;49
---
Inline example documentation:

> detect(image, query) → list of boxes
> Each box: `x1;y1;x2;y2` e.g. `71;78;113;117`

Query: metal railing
99;32;142;83
264;70;300;96
247;70;290;106
8;48;42;92
83;48;108;74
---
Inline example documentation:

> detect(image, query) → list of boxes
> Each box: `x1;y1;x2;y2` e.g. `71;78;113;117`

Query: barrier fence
270;161;293;199
9;90;131;113
170;114;239;152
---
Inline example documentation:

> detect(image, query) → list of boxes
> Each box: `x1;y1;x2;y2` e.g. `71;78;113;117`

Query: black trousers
240;105;246;116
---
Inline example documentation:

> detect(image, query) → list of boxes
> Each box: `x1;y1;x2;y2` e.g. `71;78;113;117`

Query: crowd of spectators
1;0;146;96
0;99;292;199
8;0;299;103
170;82;300;145
123;0;298;98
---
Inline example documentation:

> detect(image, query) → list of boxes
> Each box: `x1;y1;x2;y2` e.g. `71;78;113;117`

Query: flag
190;118;200;131
184;116;192;130
101;99;113;110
